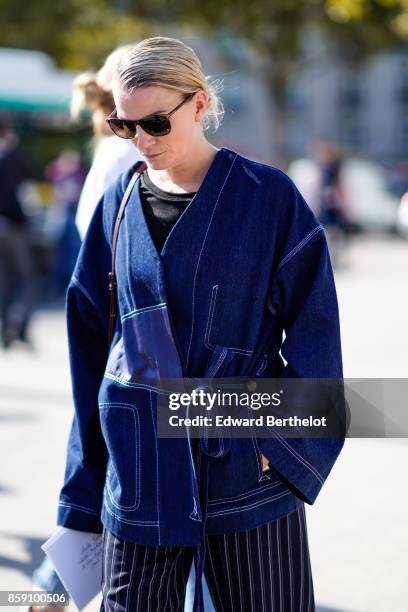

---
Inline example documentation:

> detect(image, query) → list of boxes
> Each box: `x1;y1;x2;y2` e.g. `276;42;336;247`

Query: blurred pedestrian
0;113;36;349
44;149;86;296
70;45;142;240
311;139;350;267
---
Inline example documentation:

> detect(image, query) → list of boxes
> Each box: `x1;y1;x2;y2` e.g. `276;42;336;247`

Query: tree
1;0;407;160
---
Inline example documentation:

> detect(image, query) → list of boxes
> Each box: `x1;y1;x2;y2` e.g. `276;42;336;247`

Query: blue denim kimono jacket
57;147;345;611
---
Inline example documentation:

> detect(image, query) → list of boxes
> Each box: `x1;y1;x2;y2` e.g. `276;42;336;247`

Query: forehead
112;83;181;118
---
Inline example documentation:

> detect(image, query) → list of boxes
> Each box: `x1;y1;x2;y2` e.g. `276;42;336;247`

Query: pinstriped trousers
99;505;315;612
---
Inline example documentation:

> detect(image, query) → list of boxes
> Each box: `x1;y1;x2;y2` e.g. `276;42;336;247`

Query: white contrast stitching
276;226;324;274
208;480;282;506
207;346;228;378
58;501;99;516
206;491;291;517
204;284;218;351
204;284;254;356
266;426;324;484
103;373;171;395
250;430;263;480
256;354;269;376
99;403;141;511
71;275;100;313
103;497;159;525
186;154;238;367
121;302;167;322
149;390;161;545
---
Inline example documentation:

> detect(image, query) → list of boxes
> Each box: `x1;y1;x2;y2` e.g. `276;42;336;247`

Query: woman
56;36;345;611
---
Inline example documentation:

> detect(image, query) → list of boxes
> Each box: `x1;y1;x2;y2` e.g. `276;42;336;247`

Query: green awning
0;94;70;113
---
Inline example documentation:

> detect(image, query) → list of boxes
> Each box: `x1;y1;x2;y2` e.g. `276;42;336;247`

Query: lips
145;152;162;159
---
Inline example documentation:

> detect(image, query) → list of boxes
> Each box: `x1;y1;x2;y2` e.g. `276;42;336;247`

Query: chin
146;156;169;169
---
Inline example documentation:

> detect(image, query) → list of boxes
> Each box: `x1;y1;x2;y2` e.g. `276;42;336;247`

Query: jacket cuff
57;501;103;533
256;437;327;505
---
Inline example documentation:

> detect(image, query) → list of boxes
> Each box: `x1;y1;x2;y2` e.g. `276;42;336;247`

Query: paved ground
0;232;407;611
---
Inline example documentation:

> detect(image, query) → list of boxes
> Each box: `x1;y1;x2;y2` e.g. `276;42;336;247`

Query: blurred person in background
71;45;142;240
0;113;36;349
389;160;408;237
44;149;86;297
311;139;350;267
389;158;408;198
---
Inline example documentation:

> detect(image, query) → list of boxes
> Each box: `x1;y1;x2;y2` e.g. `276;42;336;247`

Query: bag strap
108;161;148;346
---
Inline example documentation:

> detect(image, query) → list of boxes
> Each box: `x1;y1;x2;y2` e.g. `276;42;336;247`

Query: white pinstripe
100;529;106;605
156;547;171;610
246;530;255;611
103;529;111;605
276;519;284;612
124;540;137;612
298;508;304;612
256;526;266;611
136;547;148;612
267;522;274;607
304;506;313;612
165;547;174;610
222;533;235;610
216;537;227;612
234;532;244;612
287;516;294;612
207;538;224;612
146;546;159;612
171;546;185;612
106;533;117;611
168;546;183;612
114;539;126;612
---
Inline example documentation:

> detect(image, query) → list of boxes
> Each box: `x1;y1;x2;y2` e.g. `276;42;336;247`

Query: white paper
41;527;103;611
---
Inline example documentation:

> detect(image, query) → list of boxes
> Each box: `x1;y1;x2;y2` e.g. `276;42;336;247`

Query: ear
193;89;209;122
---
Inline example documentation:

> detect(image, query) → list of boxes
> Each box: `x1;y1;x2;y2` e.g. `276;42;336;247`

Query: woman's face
112;83;209;169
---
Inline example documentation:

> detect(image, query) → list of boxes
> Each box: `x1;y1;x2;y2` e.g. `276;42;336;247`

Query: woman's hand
260;453;270;472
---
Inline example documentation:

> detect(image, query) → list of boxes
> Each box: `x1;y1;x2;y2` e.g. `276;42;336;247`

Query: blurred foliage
0;0;405;84
0;0;153;69
0;0;406;72
1;0;406;161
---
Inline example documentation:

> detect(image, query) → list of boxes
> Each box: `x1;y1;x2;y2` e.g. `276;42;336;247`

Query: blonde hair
70;45;134;136
114;36;224;133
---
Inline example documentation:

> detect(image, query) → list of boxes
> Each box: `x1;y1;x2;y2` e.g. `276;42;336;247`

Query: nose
133;124;156;148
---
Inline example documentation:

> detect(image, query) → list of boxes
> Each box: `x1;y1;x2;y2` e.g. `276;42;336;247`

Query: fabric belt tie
186;345;237;612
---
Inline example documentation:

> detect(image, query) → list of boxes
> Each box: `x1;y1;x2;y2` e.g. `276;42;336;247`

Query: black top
138;169;197;254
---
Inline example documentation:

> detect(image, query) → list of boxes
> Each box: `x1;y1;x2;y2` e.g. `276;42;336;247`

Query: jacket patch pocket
204;284;256;356
99;402;140;511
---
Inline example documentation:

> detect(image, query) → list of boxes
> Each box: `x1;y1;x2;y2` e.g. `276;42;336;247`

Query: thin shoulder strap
108;161;148;346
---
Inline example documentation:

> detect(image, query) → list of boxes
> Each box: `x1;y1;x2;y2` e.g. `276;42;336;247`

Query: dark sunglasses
106;92;195;139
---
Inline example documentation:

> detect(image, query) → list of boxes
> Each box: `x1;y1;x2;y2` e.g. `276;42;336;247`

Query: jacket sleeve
56;194;113;533
257;182;347;505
